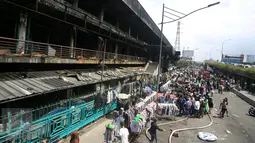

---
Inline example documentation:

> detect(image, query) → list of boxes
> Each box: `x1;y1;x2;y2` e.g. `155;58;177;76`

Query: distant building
246;55;255;63
182;50;194;58
222;54;244;64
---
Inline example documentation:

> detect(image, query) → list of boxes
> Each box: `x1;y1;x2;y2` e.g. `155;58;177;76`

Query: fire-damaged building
0;0;178;142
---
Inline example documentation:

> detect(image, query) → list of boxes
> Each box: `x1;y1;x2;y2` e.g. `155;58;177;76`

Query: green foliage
175;60;192;68
207;62;255;78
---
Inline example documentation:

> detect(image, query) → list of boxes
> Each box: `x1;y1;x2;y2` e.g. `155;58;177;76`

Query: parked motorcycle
249;106;255;117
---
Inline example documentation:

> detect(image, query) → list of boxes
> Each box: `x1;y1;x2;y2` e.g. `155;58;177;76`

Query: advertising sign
222;58;242;64
182;50;194;58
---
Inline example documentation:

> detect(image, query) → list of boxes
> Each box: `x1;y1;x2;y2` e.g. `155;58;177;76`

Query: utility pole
157;2;220;92
174;21;181;51
157;3;165;92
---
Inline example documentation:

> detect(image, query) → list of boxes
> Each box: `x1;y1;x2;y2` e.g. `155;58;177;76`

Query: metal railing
0;98;117;143
0;36;146;63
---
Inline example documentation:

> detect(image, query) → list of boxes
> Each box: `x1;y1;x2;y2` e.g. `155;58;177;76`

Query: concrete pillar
17;13;28;54
70;33;74;58
115;44;118;59
99;5;104;22
97;37;104;59
70;27;76;58
136;32;138;40
73;0;79;8
128;25;131;36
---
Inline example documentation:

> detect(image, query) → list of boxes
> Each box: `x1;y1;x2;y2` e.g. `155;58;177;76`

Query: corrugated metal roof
0;68;151;103
41;78;74;88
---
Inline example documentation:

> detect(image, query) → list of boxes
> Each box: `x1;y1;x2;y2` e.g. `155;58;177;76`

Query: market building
0;0;179;142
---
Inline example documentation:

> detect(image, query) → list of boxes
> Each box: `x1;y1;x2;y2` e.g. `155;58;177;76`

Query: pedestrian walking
204;97;209;114
219;98;227;118
208;97;214;114
194;98;200;118
119;122;129;143
148;118;165;143
104;123;115;143
200;99;205;118
145;108;152;128
225;98;229;117
179;96;186;116
186;98;192;117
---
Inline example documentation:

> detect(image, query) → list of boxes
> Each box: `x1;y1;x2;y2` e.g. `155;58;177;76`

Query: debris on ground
198;132;217;142
170;129;179;137
226;130;232;134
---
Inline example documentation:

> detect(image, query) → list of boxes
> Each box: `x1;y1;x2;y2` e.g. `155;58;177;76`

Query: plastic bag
198;132;217;142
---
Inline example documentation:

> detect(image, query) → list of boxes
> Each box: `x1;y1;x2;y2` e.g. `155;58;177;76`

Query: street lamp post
157;2;220;92
221;39;231;62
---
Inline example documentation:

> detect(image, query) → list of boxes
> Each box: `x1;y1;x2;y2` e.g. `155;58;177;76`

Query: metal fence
0;36;146;63
0;97;117;143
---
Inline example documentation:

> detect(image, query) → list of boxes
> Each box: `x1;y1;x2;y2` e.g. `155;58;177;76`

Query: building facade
222;54;244;64
0;0;178;142
246;55;255;64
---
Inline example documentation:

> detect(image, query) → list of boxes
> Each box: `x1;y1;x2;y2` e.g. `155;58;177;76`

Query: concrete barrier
232;89;255;107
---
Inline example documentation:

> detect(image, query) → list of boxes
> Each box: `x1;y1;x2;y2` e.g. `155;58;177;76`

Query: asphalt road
218;91;255;142
135;91;255;143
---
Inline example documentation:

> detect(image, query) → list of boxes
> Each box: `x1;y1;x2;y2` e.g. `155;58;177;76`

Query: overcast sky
138;0;255;61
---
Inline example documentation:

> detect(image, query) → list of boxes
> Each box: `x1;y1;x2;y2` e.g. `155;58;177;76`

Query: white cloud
138;0;255;61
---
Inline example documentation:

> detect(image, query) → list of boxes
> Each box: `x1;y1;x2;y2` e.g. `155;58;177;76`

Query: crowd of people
64;67;233;143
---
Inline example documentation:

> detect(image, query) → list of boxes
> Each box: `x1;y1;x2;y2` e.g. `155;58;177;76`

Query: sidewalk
79;118;113;143
232;89;255;107
239;90;255;101
79;111;117;143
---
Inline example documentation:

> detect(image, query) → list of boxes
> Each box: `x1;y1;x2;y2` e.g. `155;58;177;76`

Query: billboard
222;58;242;64
247;55;255;63
182;50;194;58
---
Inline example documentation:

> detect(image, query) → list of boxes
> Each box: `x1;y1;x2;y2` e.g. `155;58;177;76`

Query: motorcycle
224;83;231;91
249;106;255;117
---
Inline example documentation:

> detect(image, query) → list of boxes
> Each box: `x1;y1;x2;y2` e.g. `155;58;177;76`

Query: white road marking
218;137;226;141
226;130;232;134
232;114;240;118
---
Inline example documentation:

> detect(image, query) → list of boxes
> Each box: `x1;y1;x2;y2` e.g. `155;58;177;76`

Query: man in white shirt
194;99;201;118
119;122;129;143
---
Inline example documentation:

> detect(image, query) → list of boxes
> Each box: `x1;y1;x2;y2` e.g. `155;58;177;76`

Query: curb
231;89;255;107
